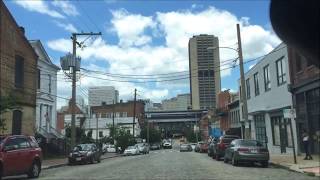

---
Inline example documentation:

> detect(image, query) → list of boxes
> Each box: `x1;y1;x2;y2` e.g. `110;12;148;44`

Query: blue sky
4;0;280;108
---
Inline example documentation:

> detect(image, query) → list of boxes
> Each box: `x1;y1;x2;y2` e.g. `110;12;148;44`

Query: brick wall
0;1;38;135
288;47;320;87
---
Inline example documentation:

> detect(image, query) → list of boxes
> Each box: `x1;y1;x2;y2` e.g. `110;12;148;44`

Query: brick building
287;47;320;154
216;90;231;133
0;1;38;135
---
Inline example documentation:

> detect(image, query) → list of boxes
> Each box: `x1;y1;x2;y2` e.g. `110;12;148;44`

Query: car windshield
3;0;317;179
238;140;263;147
75;144;92;151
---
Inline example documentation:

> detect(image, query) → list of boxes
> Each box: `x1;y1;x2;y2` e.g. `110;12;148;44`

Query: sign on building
283;108;296;119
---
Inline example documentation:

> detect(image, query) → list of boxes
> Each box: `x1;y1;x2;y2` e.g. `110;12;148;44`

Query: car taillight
218;143;225;149
237;148;249;152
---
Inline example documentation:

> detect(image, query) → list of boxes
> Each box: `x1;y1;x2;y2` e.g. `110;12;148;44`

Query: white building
162;94;191;111
84;116;140;140
30;40;61;138
88;86;119;106
240;43;298;154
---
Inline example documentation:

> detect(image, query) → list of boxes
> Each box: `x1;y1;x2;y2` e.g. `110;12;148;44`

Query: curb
42;154;121;170
270;162;317;177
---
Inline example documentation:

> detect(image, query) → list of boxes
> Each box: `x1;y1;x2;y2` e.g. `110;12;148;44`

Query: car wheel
231;155;238;166
27;161;41;178
224;156;228;163
261;161;269;168
215;154;220;161
97;157;101;163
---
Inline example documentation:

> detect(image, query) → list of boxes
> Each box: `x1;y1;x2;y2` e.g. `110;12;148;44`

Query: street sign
283;109;296;119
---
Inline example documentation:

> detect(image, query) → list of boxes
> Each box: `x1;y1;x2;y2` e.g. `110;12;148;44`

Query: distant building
227;93;241;137
162;93;191;111
240;43;298;155
188;34;221;110
287;46;320;154
85;101;145;139
30;40;61;139
0;1;38;135
144;99;162;112
88;86;119;106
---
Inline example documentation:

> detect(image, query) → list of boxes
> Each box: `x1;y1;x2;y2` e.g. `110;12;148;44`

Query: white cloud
52;0;79;16
48;6;281;106
14;0;65;19
54;21;77;33
110;9;156;47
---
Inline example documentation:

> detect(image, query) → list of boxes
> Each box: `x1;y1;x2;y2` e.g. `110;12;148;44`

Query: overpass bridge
145;110;208;138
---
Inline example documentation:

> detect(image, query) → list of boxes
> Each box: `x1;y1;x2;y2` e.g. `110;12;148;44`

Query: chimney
20;26;25;35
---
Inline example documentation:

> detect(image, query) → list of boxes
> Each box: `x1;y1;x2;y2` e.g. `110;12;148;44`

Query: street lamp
206;24;249;139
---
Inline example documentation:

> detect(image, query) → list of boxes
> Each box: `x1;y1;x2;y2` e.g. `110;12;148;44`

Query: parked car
0;135;42;179
123;146;140;156
208;138;219;157
180;144;192;152
150;143;161;150
190;143;197;151
200;142;209;153
224;139;269;167
212;135;240;160
194;141;204;152
106;144;116;153
137;143;149;154
68;144;101;165
162;140;172;149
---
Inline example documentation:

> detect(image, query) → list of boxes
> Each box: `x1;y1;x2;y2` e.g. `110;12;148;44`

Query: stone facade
287;46;320;154
0;1;38;135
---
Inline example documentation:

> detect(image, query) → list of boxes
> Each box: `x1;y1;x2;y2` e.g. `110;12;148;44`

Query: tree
114;127;135;153
0;95;19;134
185;129;200;143
65;126;93;144
140;127;161;143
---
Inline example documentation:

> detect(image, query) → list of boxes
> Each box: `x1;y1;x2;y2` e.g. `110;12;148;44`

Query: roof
29;40;60;70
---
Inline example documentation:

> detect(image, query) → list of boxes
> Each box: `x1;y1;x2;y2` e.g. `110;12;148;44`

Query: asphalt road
32;148;318;180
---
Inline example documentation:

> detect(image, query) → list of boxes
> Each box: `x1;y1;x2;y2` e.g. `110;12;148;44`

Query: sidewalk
270;154;320;177
42;153;119;170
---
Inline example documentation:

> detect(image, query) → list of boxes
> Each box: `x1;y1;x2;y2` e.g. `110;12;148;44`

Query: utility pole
132;88;137;137
96;114;98;143
236;24;249;139
70;32;101;149
112;100;115;145
147;120;150;144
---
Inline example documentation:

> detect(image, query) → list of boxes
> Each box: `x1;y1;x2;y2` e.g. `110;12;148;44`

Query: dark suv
0;135;42;179
212;135;240;160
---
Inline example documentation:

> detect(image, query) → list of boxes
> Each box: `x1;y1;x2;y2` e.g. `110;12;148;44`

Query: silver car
136;143;149;154
180;144;192;152
224;139;269;167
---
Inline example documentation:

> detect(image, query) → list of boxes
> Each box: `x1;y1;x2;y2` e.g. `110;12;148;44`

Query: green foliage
185;129;200;143
65;126;94;144
114;126;135;153
140;126;161;143
0;95;20;134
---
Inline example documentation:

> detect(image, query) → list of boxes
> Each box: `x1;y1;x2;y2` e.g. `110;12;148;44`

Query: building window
254;73;260;96
101;113;106;118
48;74;52;93
99;131;103;137
37;69;40;89
246;78;250;99
271;116;293;147
15;55;24;88
276;57;286;86
263;65;271;91
12;110;22;135
296;53;302;72
254;114;267;146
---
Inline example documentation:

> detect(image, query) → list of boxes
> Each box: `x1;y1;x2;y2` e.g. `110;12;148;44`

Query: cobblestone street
34;149;318;180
